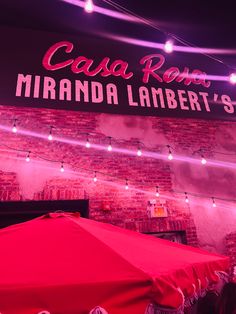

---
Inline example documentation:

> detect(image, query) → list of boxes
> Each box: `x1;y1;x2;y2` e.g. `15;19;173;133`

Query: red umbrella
0;212;229;314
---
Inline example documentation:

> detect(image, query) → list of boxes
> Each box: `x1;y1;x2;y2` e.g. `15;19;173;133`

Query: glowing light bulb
212;197;216;207
185;192;189;203
93;171;97;182
107;137;112;151
84;0;94;13
137;148;142;156
201;156;207;165
86;140;91;148
229;73;236;84
85;134;91;148
48;126;53;141
26;152;30;162
164;40;174;53
168;152;173;160
167;145;173;160
156;186;160;197
125;179;129;190
60;162;64;172
12;120;17;133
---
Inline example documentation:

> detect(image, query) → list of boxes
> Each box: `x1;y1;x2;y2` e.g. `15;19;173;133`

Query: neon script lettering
140;54;211;88
42;41;133;80
42;42;211;88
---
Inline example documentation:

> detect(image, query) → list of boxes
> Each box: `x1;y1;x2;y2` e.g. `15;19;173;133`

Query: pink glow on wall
2;123;236;171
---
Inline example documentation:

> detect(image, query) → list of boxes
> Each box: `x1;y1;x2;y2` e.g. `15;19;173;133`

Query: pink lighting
86;141;91;148
125;179;129;190
167;146;173;161
12;119;17;133
156;186;160;197
229;73;236;84
185;192;189;203
48;126;53;141
212;197;217;207
93;171;97;182
60;162;65;172
164;40;174;53
201;156;207;165
103;32;236;56
26;152;30;162
137;143;142;156
107;137;112;151
61;0;140;22
85;134;91;148
84;0;94;13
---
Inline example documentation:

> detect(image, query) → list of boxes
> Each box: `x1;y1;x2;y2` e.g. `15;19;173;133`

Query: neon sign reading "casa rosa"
42;41;211;88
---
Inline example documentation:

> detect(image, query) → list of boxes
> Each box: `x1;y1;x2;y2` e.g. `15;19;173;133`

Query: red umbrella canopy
0;212;229;314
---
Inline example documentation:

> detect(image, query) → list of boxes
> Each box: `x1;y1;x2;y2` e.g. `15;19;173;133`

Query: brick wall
0;104;236;257
226;232;236;278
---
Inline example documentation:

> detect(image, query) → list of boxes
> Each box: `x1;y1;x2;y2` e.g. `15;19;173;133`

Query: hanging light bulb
155;186;160;197
212;197;216;207
125;178;129;190
12;119;17;133
201;155;207;165
25;151;31;162
229;73;236;84
107;137;112;151
60;161;65;172
137;142;142;156
85;134;91;148
84;0;94;13
93;171;97;182
167;145;173;160
185;192;189;203
164;40;174;53
48;126;53;141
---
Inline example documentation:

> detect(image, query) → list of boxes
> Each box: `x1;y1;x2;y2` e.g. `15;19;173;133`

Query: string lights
12;119;17;133
229;73;236;84
167;145;173;161
164;40;174;53
84;0;94;13
212;197;217;208
93;171;98;182
137;142;142;157
201;155;207;165
107;137;112;151
185;192;189;203
60;161;65;172
1;1;234;209
25;151;31;162
48;126;53;141
85;134;91;148
1;118;236;206
99;0;236;80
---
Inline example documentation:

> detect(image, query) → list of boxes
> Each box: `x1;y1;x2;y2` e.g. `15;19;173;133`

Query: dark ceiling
0;0;235;65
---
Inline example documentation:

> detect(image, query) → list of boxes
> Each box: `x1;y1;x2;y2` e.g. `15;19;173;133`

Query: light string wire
100;0;236;71
1;120;236;205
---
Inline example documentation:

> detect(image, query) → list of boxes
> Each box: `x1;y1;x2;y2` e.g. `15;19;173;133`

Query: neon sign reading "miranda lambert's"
15;40;234;115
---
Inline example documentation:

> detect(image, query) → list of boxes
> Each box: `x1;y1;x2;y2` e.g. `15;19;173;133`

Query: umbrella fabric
0;212;229;314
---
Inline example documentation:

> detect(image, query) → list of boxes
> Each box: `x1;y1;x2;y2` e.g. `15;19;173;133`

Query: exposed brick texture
226;232;236;278
0;104;235;262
